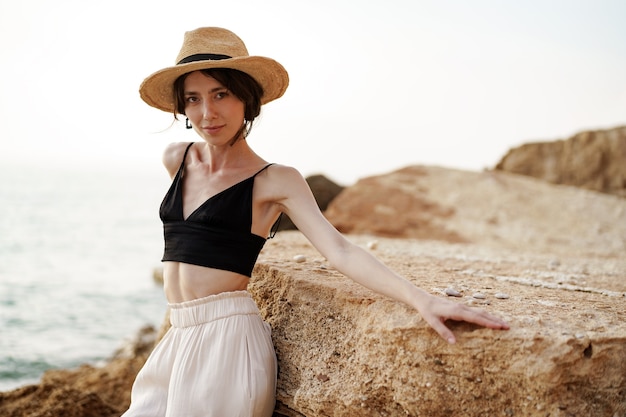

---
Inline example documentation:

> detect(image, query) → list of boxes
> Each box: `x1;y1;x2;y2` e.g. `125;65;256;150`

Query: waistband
168;290;260;328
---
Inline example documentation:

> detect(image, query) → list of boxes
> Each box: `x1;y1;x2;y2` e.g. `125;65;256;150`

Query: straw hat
139;27;289;113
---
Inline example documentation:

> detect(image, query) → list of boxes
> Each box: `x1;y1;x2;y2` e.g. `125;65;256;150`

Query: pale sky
1;0;624;184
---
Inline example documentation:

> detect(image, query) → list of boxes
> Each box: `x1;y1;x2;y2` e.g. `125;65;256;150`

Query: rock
293;254;307;263
444;288;462;297
0;384;118;417
152;266;164;285
495;125;626;198
324;166;466;243
323;165;626;258
250;232;626;417
0;325;159;417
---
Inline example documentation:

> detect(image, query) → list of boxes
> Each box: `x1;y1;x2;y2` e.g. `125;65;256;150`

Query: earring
185;118;192;129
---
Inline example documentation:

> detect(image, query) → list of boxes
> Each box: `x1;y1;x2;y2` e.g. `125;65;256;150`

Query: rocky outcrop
2;166;625;417
251;232;625;417
324;165;625;258
494;125;626;198
0;325;159;417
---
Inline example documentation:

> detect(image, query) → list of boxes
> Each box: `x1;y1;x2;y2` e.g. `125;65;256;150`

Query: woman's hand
416;293;510;344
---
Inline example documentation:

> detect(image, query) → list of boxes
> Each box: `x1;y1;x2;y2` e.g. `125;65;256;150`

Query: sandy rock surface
252;230;625;417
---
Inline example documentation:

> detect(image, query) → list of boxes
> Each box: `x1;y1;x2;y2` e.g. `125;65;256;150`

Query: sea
0;162;171;391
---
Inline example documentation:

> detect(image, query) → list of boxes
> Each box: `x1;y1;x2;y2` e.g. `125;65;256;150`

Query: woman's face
183;71;245;145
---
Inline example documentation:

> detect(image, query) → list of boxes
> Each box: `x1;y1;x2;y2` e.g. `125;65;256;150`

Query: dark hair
173;68;264;144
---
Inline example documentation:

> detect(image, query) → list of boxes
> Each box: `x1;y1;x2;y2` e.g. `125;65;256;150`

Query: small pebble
548;259;561;269
472;292;486;299
293;254;306;263
445;288;462;297
366;240;378;250
495;293;510;299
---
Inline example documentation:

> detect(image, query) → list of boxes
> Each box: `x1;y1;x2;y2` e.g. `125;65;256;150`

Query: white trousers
121;291;277;417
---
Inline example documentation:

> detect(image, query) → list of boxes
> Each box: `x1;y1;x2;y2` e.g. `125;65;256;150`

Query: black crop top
159;143;280;277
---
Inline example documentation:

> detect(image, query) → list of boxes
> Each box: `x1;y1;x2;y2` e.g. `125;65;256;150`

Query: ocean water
0;163;170;391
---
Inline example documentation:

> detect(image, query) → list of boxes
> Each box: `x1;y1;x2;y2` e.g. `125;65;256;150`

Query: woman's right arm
268;165;509;344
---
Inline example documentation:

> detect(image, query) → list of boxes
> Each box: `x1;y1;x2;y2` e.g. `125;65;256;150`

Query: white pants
121;291;277;417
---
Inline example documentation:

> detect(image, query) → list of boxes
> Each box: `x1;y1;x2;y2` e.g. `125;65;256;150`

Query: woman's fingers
420;296;510;344
448;304;510;329
428;317;458;344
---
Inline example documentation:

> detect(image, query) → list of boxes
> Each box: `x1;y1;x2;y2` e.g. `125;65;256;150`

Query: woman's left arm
274;166;509;344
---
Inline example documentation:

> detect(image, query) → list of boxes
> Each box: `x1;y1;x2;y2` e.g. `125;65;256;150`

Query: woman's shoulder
162;142;193;177
265;163;304;183
261;163;312;198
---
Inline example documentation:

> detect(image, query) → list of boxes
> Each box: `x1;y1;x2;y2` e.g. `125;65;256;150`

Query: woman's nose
202;100;216;119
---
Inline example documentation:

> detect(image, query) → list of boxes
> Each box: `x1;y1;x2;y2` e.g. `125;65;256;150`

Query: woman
123;27;509;417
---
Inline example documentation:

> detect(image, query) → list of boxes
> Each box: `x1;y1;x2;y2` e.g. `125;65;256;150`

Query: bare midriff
163;262;249;303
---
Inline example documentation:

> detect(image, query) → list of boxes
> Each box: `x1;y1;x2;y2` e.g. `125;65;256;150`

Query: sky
0;0;624;184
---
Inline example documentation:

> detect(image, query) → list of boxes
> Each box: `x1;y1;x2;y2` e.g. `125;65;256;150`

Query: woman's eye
185;96;198;103
215;91;228;99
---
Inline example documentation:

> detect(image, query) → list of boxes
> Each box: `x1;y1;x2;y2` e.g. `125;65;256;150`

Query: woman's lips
203;124;224;134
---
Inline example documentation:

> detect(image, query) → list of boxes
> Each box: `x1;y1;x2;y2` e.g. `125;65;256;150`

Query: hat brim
139;56;289;113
